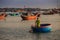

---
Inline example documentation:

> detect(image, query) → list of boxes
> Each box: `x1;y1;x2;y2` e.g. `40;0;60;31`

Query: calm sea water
0;14;60;40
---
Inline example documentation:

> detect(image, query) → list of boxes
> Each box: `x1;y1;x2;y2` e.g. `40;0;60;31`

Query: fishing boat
0;13;6;20
21;12;40;20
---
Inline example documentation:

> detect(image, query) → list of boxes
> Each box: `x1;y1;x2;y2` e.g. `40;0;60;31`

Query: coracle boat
31;24;52;33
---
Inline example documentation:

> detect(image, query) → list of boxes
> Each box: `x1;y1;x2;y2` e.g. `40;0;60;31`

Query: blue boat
31;24;52;33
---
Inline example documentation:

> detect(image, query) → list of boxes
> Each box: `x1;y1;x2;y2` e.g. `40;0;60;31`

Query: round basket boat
31;24;52;33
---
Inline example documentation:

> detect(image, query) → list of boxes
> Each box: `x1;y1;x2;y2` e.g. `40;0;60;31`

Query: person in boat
35;17;40;28
29;17;40;32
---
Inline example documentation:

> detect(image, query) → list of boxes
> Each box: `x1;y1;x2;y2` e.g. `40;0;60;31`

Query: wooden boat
9;13;19;16
0;14;6;20
21;12;40;20
21;15;37;20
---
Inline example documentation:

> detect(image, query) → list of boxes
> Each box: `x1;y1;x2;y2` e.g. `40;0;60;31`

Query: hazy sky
0;0;60;8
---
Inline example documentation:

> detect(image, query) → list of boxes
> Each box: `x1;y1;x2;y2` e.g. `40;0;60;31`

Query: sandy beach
0;14;60;40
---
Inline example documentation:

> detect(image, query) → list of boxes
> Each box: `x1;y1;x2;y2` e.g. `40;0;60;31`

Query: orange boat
21;12;40;20
0;14;6;20
21;15;37;20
